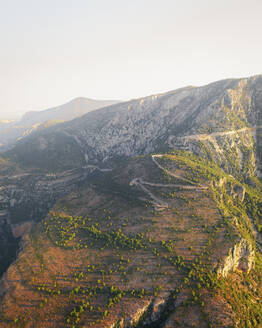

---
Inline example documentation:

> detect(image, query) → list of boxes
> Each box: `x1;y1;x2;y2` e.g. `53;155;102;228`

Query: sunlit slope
1;151;261;327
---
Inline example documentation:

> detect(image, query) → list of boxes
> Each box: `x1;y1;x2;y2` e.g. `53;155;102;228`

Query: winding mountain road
130;125;262;209
130;154;208;209
168;125;262;147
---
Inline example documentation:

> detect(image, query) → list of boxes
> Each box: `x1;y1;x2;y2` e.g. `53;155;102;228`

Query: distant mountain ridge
19;97;120;126
0;97;120;150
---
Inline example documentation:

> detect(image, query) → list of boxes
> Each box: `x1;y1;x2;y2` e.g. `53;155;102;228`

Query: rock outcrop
217;239;255;277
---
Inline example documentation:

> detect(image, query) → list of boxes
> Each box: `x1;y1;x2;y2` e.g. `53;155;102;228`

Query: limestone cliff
217;239;255;277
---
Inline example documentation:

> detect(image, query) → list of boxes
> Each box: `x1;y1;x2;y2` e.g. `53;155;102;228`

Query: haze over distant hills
0;97;120;150
19;97;120;126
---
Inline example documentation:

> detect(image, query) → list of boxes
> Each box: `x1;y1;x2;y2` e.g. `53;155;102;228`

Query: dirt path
130;154;207;209
168;125;262;147
130;177;168;208
152;155;200;186
184;126;261;141
130;125;262;209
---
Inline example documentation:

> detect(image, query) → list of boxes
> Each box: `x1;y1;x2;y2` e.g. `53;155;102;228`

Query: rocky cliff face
6;76;262;177
217;238;255;277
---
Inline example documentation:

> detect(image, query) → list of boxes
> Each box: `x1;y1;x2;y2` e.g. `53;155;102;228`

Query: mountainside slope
0;151;262;327
7;76;262;176
0;75;262;327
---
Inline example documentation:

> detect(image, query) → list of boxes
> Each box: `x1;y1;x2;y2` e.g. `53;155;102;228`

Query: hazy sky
1;0;262;119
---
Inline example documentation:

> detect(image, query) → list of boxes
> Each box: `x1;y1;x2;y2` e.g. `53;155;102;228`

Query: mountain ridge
7;75;261;173
19;97;120;126
0;97;120;151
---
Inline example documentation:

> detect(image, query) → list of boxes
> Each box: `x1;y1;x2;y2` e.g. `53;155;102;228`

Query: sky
0;0;262;119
